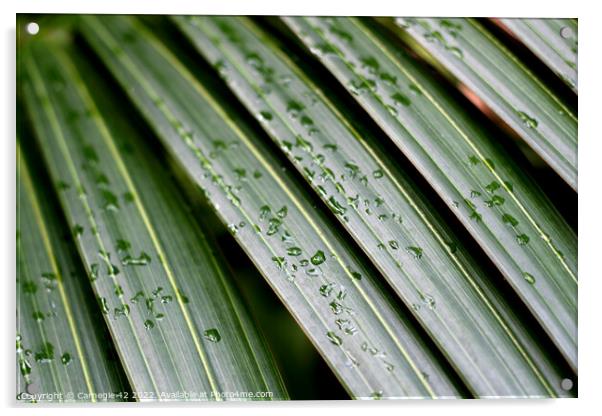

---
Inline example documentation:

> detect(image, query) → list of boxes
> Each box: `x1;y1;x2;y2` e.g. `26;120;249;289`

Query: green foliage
17;15;577;400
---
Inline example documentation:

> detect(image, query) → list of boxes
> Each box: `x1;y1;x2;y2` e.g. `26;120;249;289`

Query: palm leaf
17;142;130;402
21;38;287;400
79;14;466;399
499;18;577;92
282;17;577;372
171;15;573;397
391;17;577;190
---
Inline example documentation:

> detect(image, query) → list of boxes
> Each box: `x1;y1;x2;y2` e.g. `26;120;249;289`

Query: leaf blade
21;39;287;400
17;142;130;402
500;18;577;92
80;14;464;398
172;15;573;397
283;16;577;372
394;17;577;189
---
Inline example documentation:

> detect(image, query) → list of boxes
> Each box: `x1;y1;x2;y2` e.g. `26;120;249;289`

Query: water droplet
123;191;135;203
320;282;335;297
161;295;172;304
121;251;151;266
327;196;347;215
446;46;463;58
523;272;536;285
144;319;155;330
424;30;445;44
100;189;119;211
114;304;130;317
35;342;55;363
21;280;38;294
329;300;343;315
19;358;32;376
408;83;422;96
99;297;109;314
421;293;436;310
517;234;530;245
277;206;288;218
329;25;353;42
233;168;247;181
287;247;302;256
384;104;397;117
502;213;519;227
371;391;383;400
360;56;380;75
61;352;71;365
335;319;357;335
311;42;340;56
485;181;501;193
347;78;376;95
32;311;44;322
350;270;362;280
266;218;282;236
311;250;326;265
286;100;305;118
112;240;129;255
485;195;505;207
259;111;272;121
326;331;342;345
204;328;221;342
517;111;538;129
391;92;411;106
72;224;84;237
114;285;123;296
406;246;423;259
388;240;399;250
272;256;286;270
259;205;271;221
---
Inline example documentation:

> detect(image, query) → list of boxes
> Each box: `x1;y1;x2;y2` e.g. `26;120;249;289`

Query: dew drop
329;300;343;315
517;234;530;245
204;328;221;343
502;213;519;227
446;46;464;58
523;272;536;285
259;111;273;121
311;250;326;265
35;342;55;363
320;282;335;297
421;293;436;310
287;247;302;256
61;352;72;366
259;205;271;221
335;319;357;335
405;246;423;259
276;206;288;219
517;111;539;129
121;252;151;266
144;320;155;330
371;391;383;400
326;331;342;346
391;92;411;106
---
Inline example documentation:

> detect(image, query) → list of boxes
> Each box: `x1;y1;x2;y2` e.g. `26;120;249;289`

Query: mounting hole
561;378;573;391
560;26;572;39
26;22;39;35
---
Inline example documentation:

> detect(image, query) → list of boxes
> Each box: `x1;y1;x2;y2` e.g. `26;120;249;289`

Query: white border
2;1;600;415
